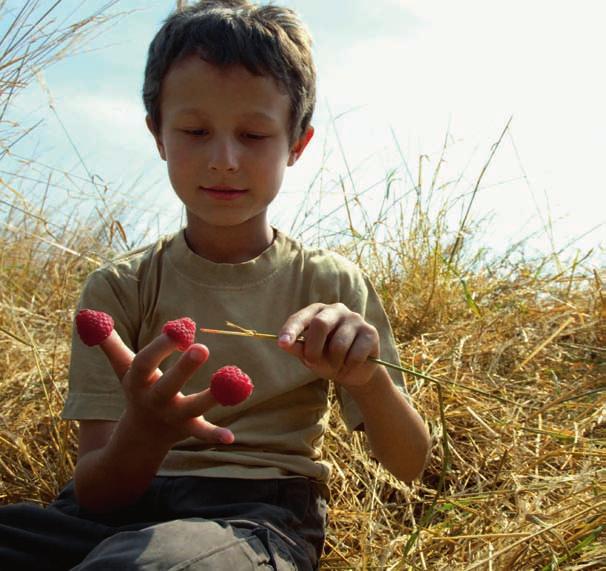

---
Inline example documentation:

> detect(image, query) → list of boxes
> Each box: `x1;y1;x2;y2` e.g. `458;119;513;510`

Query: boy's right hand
99;329;235;447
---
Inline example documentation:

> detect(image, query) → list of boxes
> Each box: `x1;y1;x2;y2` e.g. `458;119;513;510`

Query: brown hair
142;0;316;144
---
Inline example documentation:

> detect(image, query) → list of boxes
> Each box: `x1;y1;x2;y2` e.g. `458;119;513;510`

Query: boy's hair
143;0;316;145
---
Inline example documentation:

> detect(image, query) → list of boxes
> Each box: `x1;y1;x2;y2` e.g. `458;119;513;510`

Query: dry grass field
1;2;604;569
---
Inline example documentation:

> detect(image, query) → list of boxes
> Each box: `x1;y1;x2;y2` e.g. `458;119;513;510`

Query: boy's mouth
200;186;248;200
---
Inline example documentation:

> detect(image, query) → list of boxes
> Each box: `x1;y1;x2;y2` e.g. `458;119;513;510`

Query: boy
0;1;430;569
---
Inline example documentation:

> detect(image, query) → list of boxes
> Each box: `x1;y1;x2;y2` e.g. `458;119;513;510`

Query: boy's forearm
346;366;431;483
74;411;173;513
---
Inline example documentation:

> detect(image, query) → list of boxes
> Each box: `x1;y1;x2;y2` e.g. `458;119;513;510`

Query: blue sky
4;0;605;261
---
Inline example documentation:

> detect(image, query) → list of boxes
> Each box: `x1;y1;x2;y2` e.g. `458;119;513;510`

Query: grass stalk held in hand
199;322;522;407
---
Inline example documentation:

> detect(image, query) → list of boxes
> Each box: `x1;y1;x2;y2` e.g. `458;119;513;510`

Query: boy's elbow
400;451;430;484
410;430;433;482
387;433;432;484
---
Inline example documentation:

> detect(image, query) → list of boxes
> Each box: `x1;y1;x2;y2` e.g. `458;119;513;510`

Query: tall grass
1;2;604;569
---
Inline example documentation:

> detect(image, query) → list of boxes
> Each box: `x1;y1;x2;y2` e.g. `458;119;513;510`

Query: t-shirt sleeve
333;270;409;433
62;265;140;421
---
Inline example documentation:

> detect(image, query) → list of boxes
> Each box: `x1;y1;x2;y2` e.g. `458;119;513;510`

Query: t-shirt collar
167;226;296;289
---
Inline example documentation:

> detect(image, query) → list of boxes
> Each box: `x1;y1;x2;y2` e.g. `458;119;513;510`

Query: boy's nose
207;138;239;172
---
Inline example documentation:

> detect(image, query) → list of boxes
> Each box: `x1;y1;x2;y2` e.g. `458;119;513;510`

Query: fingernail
188;346;207;362
278;333;292;345
221;431;234;444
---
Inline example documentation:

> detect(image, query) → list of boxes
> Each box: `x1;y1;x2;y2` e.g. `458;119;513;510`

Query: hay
319;259;605;569
1;224;603;569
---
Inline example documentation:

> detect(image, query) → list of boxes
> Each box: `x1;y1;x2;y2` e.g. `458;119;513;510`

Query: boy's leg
0;499;111;570
0;477;327;570
0;479;164;571
72;518;296;570
162;476;327;570
73;476;327;571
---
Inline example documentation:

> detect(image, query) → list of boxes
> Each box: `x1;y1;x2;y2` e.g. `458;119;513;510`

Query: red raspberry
162;317;196;351
210;366;254;406
75;309;114;346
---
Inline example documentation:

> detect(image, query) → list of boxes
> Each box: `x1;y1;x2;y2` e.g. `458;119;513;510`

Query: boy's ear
287;126;314;166
146;115;167;161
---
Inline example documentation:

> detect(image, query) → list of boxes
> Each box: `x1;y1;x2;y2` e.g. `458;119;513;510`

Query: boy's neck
183;219;275;264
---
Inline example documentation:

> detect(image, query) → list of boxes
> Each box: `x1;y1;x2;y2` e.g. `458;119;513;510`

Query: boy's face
147;56;313;236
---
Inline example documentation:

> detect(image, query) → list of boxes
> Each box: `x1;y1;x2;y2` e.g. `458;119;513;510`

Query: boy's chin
184;210;271;231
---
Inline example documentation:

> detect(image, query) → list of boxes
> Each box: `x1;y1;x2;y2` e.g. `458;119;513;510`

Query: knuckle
362;323;378;338
329;335;349;354
352;311;365;323
310;315;330;334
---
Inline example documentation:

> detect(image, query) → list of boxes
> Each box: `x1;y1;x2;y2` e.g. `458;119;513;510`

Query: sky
3;0;605;262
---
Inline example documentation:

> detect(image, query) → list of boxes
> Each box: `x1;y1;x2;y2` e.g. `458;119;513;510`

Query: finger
341;328;379;374
303;306;344;363
185;416;235;445
127;333;183;389
277;303;325;348
152;344;209;402
98;330;136;382
327;324;357;370
179;388;218;417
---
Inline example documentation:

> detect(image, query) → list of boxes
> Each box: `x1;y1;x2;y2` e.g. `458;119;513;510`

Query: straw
199;322;526;407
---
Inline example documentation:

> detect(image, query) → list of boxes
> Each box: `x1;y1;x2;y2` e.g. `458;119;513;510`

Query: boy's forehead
162;57;291;123
175;108;280;124
165;56;284;96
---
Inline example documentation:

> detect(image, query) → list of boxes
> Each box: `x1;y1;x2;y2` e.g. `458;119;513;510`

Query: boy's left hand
278;303;379;389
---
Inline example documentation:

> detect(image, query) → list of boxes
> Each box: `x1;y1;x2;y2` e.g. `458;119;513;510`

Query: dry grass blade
463;502;606;570
201;322;527;407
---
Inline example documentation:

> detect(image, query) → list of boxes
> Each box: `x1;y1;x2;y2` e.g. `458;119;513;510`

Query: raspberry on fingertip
162;317;197;351
75;309;114;346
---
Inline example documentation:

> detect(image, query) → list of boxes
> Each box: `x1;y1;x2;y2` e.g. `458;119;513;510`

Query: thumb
186;416;235;445
277;333;306;362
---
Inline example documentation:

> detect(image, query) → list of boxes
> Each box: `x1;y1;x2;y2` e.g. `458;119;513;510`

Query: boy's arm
74;416;174;513
346;366;431;482
278;302;431;483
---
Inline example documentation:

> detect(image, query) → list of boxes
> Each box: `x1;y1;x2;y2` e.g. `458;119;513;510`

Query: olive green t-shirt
62;227;406;484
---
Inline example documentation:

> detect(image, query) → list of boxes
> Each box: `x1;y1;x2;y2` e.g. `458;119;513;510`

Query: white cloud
309;0;606;254
58;92;150;153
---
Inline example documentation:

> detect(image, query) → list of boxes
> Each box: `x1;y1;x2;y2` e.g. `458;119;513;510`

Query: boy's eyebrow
175;108;279;123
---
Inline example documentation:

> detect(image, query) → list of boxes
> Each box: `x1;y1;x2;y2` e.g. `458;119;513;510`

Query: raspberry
210;365;254;406
75;309;114;346
162;317;196;351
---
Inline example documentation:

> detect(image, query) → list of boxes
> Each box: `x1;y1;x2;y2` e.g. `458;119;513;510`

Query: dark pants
0;476;328;570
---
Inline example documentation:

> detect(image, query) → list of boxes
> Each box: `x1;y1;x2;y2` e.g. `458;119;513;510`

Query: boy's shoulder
280;229;368;295
282;230;361;275
88;231;178;283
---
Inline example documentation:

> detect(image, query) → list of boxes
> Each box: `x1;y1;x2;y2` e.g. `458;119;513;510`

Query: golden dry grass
1;2;605;570
1;205;604;570
320;253;605;569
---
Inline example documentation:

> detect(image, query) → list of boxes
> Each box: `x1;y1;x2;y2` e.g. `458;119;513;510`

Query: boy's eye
182;130;267;140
